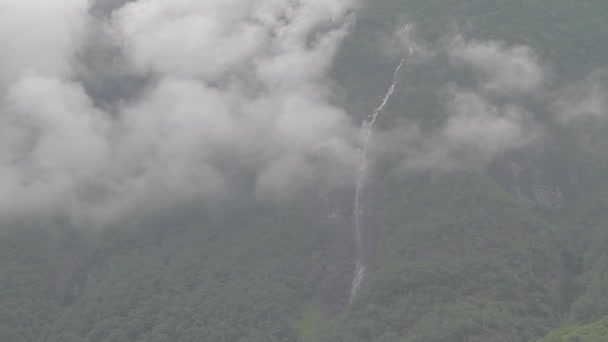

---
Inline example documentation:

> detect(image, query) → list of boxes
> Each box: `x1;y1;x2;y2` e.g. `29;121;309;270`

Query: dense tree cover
540;316;608;342
39;208;333;341
0;227;91;341
0;230;59;341
322;175;566;341
2;1;608;341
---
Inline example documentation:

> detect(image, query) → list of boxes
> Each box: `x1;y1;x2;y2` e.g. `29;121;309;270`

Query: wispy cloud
1;2;606;227
376;32;604;174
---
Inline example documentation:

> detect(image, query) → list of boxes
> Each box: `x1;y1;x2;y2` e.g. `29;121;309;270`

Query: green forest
2;0;608;341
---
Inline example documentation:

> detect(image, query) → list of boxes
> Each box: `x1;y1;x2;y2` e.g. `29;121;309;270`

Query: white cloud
553;71;608;123
0;0;359;227
449;35;545;96
0;0;89;86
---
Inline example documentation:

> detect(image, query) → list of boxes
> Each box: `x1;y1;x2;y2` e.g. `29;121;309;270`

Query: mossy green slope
324;174;566;341
539;316;608;342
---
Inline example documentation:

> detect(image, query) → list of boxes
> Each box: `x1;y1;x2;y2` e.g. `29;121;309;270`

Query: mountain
1;1;608;341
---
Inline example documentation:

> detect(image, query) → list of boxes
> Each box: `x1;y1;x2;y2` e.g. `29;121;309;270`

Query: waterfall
350;34;412;302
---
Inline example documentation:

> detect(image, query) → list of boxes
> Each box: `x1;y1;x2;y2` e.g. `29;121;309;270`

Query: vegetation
2;0;608;341
540;317;608;342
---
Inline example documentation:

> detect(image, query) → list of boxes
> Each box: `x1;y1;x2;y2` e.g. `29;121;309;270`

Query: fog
0;0;359;227
0;0;606;228
376;33;606;174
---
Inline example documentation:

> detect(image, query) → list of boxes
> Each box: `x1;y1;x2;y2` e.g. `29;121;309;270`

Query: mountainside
540;316;608;342
1;1;608;341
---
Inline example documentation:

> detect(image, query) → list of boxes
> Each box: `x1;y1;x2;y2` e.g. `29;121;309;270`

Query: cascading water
350;29;413;302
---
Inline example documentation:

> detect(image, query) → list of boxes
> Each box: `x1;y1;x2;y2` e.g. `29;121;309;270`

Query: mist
0;0;360;227
1;0;606;228
375;32;607;174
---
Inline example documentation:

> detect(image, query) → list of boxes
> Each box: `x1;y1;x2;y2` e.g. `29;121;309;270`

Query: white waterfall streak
350;36;412;302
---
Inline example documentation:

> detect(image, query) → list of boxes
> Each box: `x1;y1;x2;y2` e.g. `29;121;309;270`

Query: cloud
1;1;605;228
0;75;110;223
374;34;548;174
552;70;608;123
376;33;607;175
422;90;540;171
0;0;89;87
448;35;545;96
377;90;541;174
0;0;359;227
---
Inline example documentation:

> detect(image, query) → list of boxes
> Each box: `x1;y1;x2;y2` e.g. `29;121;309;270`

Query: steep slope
540;316;608;342
0;227;91;341
1;1;608;341
41;206;341;342
323;174;567;341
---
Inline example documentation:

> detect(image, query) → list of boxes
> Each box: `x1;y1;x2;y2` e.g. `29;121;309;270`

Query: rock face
509;162;564;209
491;158;566;209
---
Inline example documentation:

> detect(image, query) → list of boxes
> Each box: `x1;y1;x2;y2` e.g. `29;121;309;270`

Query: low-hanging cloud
0;0;89;87
407;90;541;172
0;0;360;227
448;35;545;96
2;1;606;228
376;33;606;175
552;70;608;124
376;91;542;174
